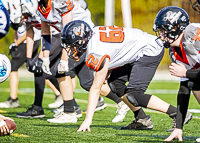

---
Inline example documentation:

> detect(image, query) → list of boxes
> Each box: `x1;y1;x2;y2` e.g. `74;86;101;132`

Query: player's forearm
85;89;100;121
26;28;34;58
15;32;27;46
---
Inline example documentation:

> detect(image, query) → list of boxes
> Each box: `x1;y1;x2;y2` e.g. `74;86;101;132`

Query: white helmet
0;54;11;83
21;0;38;17
8;0;22;23
8;0;38;23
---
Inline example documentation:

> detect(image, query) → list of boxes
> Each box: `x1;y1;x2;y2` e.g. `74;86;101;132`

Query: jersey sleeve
85;53;110;72
182;24;200;56
52;0;74;16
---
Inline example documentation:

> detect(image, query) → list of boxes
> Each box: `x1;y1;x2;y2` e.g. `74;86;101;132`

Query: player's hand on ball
0;117;15;136
77;119;92;132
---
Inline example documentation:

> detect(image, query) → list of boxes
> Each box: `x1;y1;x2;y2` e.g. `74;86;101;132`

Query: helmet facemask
63;40;87;62
154;24;181;48
190;0;200;14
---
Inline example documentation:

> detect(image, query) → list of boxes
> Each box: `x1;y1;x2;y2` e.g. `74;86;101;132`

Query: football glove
26;58;34;73
42;57;52;75
33;58;43;74
9;43;17;55
57;60;69;74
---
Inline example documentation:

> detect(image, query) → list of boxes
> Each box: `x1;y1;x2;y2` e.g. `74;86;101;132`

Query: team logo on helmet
0;54;11;83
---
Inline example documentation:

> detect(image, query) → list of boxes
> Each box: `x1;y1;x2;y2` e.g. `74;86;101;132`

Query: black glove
9;43;17;55
33;58;43;74
26;58;34;73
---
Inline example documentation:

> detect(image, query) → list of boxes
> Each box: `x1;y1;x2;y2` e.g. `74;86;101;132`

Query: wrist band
0;120;6;128
42;35;51;51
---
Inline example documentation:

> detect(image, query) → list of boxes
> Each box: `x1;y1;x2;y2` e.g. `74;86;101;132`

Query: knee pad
126;92;140;107
108;80;126;97
126;89;152;108
108;82;117;93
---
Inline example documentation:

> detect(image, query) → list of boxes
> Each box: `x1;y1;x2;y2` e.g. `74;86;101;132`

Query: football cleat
48;94;63;108
83;97;107;113
0;97;19;108
16;104;45;118
53;105;82;118
47;112;77;123
120;115;153;130
112;101;130;123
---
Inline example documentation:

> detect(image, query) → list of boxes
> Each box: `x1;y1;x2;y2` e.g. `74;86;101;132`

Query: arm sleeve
176;81;191;129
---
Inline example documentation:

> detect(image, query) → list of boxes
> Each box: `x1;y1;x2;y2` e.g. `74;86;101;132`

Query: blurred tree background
0;0;199;70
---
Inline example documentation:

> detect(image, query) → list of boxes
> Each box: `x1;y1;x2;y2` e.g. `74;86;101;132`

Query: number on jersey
99;26;124;43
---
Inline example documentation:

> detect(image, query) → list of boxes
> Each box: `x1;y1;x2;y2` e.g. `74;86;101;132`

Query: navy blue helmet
61;20;92;61
153;6;189;48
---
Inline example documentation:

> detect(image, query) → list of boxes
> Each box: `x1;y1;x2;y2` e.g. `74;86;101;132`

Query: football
4;119;17;134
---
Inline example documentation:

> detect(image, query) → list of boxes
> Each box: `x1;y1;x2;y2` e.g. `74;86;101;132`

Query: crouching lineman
60;20;192;132
153;6;200;142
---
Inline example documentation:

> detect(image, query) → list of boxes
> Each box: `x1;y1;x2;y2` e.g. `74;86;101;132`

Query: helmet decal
0;54;11;83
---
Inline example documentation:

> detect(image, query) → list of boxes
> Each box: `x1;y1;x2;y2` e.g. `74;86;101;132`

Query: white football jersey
72;2;95;29
37;0;74;34
17;22;41;43
86;26;163;71
170;23;200;81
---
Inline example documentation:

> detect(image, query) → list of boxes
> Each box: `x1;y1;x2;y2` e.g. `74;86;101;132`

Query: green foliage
0;28;14;59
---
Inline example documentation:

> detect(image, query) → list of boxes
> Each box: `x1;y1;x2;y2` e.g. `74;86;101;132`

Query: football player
60;20;190;132
0;0;15;136
153;6;198;142
12;0;128;123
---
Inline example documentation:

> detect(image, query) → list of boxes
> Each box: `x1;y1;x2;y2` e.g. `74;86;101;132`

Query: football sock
34;73;45;107
134;108;147;120
166;105;177;118
106;91;121;104
64;99;74;113
11;98;18;102
9;96;18;101
73;98;78;107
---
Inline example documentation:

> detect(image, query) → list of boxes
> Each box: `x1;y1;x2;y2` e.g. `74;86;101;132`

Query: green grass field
0;77;199;143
